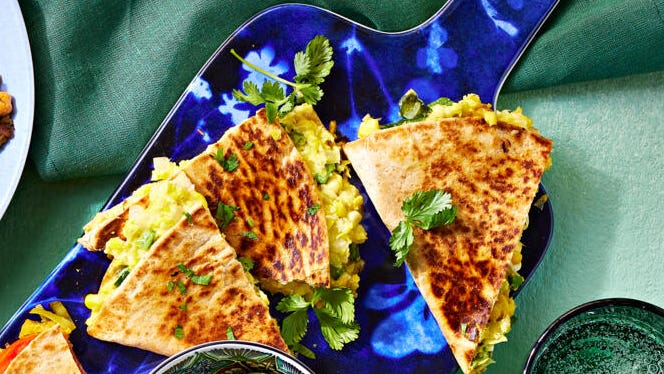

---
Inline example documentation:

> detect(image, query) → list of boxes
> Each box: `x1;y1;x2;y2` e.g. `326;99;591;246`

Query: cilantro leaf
241;231;259;241
295;35;334;85
226;326;235;340
402;190;455;229
276;294;310;313
177;263;195;278
191;274;212;286
389;221;414;267
215;148;239;172
290;343;316;359
174;325;185;339
230;35;333;123
389;189;457;267
216;202;239;229
307;203;321;216
276;288;359;353
314;309;360;351
280;309;310;346
177;263;212;286
232;81;263;105
237;257;254;272
313;287;355;324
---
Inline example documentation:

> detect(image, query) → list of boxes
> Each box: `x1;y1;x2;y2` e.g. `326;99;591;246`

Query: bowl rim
523;297;664;373
150;340;315;374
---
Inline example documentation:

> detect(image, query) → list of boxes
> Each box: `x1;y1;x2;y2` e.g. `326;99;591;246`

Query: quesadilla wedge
343;93;552;373
78;174;288;356
176;108;330;293
2;302;83;374
1;325;85;374
156;106;367;297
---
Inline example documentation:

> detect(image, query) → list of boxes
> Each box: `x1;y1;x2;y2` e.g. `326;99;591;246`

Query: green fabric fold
18;0;664;181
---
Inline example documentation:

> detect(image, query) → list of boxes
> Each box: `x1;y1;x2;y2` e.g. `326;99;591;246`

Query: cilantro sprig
277;287;359;356
389;190;458;267
231;35;334;123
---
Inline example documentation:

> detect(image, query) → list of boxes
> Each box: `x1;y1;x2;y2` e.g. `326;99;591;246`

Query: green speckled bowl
524;298;664;374
150;340;314;374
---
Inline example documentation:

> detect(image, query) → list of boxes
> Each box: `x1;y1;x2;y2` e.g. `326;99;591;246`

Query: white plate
0;0;34;220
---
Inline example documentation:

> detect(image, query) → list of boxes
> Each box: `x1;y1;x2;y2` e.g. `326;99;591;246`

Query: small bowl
524;298;664;373
150;340;314;374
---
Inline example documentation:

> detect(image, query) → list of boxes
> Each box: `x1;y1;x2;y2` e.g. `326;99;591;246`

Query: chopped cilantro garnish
183;211;193;224
238;257;254;272
216;202;240;229
179;303;188;312
177;262;212;286
231;35;334;123
461;322;468;336
246;217;254;228
242;141;254;150
389;190;457;267
191;274;212;286
176;281;187;295
262;193;270;200
307;203;321;215
241;231;259;241
174;325;184;339
167;281;175;292
178;263;195;278
215;148;239;172
226;326;235;340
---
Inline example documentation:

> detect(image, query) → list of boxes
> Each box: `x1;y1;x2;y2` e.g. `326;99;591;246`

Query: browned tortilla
180;109;330;288
84;195;288;356
5;325;85;374
343;117;552;373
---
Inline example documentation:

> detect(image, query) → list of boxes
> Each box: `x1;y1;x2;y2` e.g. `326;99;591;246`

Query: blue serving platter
0;1;558;373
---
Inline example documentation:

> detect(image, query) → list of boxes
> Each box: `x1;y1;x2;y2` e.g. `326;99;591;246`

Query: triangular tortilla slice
179;108;330;289
4;325;85;374
343;117;552;373
79;177;288;356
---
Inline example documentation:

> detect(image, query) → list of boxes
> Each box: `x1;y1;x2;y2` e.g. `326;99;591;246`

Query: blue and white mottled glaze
0;1;558;373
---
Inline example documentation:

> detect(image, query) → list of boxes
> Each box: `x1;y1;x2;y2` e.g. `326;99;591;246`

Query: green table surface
1;1;663;373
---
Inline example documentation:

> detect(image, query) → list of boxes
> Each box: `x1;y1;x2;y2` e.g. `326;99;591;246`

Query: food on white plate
0;302;85;374
0;91;14;147
343;90;553;373
78;173;288;356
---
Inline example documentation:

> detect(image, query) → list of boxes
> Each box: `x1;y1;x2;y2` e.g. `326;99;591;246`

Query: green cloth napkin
19;0;664;181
